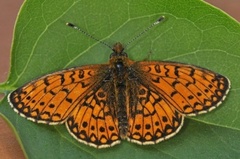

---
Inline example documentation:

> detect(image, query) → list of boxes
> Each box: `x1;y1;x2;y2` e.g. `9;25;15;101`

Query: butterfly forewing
132;61;230;116
8;64;110;124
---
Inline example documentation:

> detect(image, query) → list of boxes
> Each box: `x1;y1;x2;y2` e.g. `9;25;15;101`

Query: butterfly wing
9;64;121;147
127;82;184;144
8;64;110;124
66;84;121;148
126;61;230;144
134;61;230;116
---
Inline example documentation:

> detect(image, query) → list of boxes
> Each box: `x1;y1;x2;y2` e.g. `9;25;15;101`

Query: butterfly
8;17;230;148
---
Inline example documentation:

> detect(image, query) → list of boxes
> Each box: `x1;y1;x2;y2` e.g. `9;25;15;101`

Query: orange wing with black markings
133;61;230;116
124;61;230;145
66;87;121;148
127;83;184;144
8;64;122;148
8;65;109;124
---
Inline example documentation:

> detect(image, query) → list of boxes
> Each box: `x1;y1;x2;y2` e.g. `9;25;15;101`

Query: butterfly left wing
66;85;121;148
8;64;110;124
9;64;121;148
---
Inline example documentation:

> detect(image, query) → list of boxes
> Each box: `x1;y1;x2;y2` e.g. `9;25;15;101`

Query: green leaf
1;0;240;158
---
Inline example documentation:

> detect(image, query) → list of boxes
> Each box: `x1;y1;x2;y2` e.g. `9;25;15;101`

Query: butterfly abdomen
111;58;128;138
116;85;128;139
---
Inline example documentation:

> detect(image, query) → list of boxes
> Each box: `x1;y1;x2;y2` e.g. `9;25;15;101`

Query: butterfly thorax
109;42;133;139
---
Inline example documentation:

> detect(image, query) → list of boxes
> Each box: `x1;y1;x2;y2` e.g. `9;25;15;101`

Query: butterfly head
110;42;128;58
109;42;132;70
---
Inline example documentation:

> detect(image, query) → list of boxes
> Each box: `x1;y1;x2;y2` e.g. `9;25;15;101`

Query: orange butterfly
8;17;230;148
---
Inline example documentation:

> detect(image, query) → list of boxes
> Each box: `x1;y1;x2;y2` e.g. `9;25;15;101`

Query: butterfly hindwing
66;83;121;148
127;83;184;144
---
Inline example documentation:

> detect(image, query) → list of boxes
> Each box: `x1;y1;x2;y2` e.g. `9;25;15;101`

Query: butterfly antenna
66;22;113;50
125;16;165;48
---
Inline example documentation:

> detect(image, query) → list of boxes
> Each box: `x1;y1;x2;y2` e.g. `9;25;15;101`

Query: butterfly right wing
127;81;184;145
126;60;230;145
132;61;230;116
